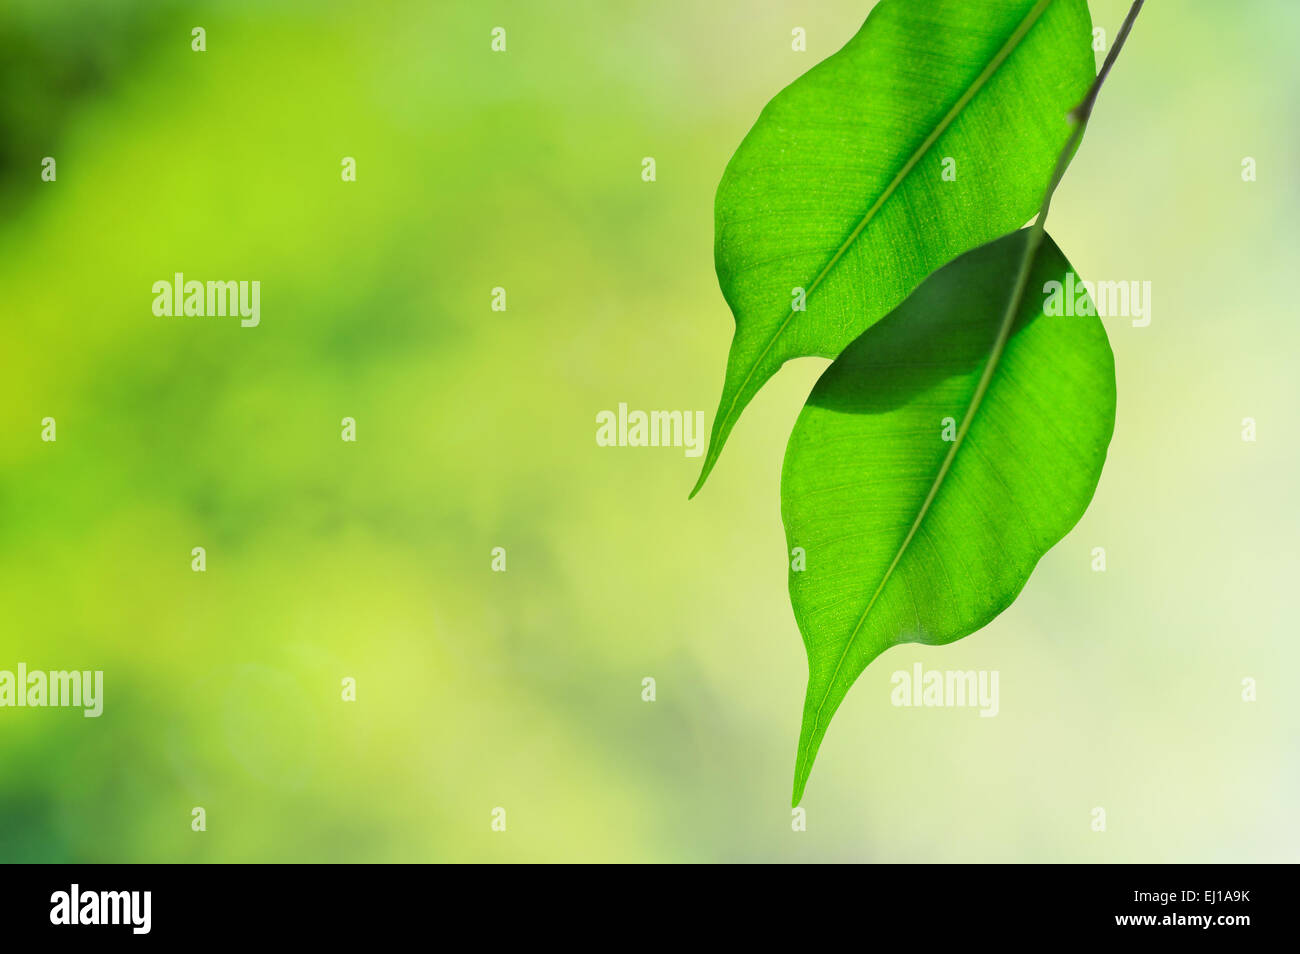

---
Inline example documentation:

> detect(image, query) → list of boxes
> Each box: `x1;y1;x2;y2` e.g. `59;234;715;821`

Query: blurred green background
1;0;1296;862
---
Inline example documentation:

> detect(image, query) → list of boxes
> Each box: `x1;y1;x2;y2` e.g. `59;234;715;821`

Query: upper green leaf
693;0;1095;497
781;229;1116;804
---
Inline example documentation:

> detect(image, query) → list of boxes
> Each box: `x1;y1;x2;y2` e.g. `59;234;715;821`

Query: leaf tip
792;698;831;806
791;743;813;807
687;445;718;499
791;761;810;808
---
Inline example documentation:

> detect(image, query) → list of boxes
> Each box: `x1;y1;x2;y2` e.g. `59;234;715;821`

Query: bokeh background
0;0;1296;862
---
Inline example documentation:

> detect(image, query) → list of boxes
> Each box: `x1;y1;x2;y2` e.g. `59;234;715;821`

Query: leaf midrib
714;0;1058;455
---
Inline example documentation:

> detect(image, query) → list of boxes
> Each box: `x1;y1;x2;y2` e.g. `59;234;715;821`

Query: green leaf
781;229;1115;804
693;0;1096;497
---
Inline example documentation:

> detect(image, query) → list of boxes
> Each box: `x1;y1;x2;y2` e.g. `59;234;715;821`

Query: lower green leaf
781;229;1116;805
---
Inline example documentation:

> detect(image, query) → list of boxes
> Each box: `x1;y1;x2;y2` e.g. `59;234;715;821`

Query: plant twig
954;0;1145;455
